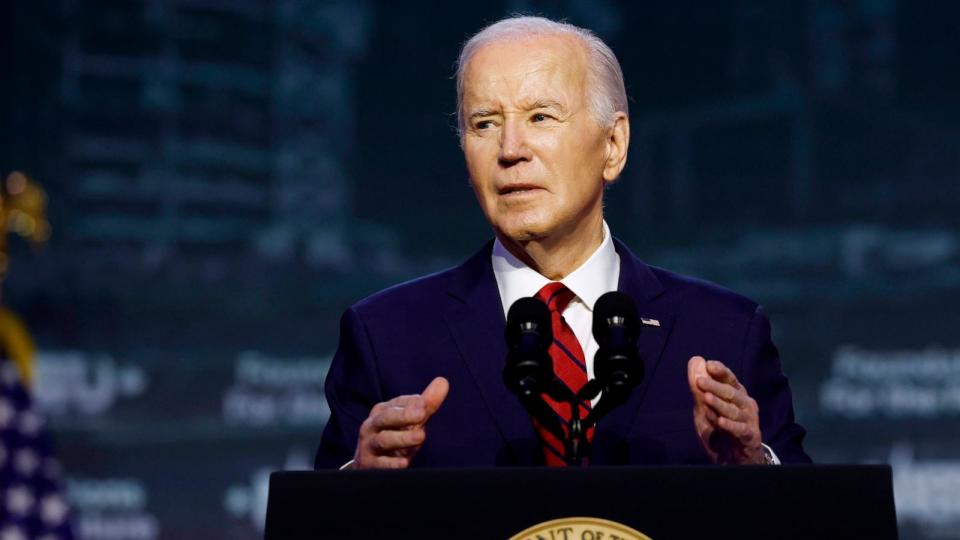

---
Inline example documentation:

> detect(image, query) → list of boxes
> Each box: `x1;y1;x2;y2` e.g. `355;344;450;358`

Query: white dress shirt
492;221;619;389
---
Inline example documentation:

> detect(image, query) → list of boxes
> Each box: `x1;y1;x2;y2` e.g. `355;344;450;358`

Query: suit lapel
596;240;675;438
441;242;540;465
440;238;677;464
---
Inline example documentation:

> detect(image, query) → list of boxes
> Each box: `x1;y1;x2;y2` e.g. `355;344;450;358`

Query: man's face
461;34;615;245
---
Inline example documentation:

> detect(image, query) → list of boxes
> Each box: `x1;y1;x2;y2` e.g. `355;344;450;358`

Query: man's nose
497;118;532;166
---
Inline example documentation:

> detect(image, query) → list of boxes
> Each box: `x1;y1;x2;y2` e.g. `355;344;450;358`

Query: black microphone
503;297;568;449
591;292;643;409
503;297;553;399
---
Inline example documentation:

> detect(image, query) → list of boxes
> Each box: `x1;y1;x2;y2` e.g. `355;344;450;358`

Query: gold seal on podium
510;516;653;540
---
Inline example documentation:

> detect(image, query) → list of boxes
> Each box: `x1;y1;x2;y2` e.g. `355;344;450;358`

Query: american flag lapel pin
640;317;660;327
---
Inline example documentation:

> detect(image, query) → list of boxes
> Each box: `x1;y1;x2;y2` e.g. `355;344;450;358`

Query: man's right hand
350;376;449;469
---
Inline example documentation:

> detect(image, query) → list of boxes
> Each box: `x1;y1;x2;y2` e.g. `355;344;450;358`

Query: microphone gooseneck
503;297;567;445
503;292;645;466
587;291;643;425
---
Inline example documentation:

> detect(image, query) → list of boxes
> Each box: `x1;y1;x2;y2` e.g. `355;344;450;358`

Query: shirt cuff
339;459;355;470
761;443;781;465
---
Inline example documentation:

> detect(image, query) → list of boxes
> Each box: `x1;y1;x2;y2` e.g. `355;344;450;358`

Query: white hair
455;15;629;137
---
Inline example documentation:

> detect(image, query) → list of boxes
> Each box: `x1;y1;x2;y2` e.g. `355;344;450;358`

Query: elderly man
315;16;810;469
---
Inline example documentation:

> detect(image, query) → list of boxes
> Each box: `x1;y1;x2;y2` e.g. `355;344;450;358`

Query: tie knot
535;282;576;313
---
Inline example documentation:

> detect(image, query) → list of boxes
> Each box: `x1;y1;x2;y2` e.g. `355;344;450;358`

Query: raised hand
351;377;449;469
687;356;765;464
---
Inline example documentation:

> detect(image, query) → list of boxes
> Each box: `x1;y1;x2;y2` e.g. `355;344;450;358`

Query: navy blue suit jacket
315;239;810;468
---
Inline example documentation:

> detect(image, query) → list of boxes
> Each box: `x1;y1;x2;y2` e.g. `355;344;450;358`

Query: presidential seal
509;516;653;540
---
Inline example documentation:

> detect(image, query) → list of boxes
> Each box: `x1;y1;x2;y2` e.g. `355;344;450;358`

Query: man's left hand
687;356;765;464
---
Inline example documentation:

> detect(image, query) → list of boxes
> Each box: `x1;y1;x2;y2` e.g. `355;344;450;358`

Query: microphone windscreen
505;296;552;347
592;291;639;340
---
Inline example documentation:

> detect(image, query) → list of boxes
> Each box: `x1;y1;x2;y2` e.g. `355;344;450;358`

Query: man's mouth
498;184;542;195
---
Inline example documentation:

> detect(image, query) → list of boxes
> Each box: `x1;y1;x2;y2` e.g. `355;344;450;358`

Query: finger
384;394;425;409
703;392;743;421
696;376;740;403
369;455;410;470
371;394;423;417
369;428;426;453
371;403;426;431
421;377;450;418
716;416;758;444
706;360;739;387
687;356;707;397
693;404;719;430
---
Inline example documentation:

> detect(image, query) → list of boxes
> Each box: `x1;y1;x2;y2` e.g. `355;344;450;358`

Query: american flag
0;358;74;540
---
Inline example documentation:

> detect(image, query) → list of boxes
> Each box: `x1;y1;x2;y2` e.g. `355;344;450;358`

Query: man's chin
495;224;548;244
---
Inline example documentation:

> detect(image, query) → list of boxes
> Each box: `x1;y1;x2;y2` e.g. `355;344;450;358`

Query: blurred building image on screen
3;0;960;539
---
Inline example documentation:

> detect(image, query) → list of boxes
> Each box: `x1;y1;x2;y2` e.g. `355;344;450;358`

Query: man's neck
497;218;605;280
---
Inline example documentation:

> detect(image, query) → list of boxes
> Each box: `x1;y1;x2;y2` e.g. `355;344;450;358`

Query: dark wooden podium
265;465;897;539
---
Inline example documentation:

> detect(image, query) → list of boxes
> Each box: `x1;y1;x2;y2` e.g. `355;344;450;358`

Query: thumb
687;356;707;398
420;376;450;418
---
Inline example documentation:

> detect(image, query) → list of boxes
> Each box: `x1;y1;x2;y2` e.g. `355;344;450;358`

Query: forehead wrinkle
512;64;569;104
462;71;510;114
462;34;590;119
498;67;580;117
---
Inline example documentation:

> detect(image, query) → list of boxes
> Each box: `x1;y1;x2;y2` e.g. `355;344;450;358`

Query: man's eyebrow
469;107;498;119
527;99;567;112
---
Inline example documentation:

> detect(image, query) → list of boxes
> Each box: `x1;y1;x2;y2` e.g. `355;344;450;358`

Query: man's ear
602;112;630;183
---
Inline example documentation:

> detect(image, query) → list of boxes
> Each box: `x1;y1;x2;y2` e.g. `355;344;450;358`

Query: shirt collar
492;221;620;317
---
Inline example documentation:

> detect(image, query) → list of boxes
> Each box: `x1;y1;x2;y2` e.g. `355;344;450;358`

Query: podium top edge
270;463;891;478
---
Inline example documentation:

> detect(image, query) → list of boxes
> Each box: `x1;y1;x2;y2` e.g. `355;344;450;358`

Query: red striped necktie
534;282;593;466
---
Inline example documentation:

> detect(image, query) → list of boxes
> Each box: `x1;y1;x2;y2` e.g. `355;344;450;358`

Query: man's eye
475;120;492;130
532;113;550;122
